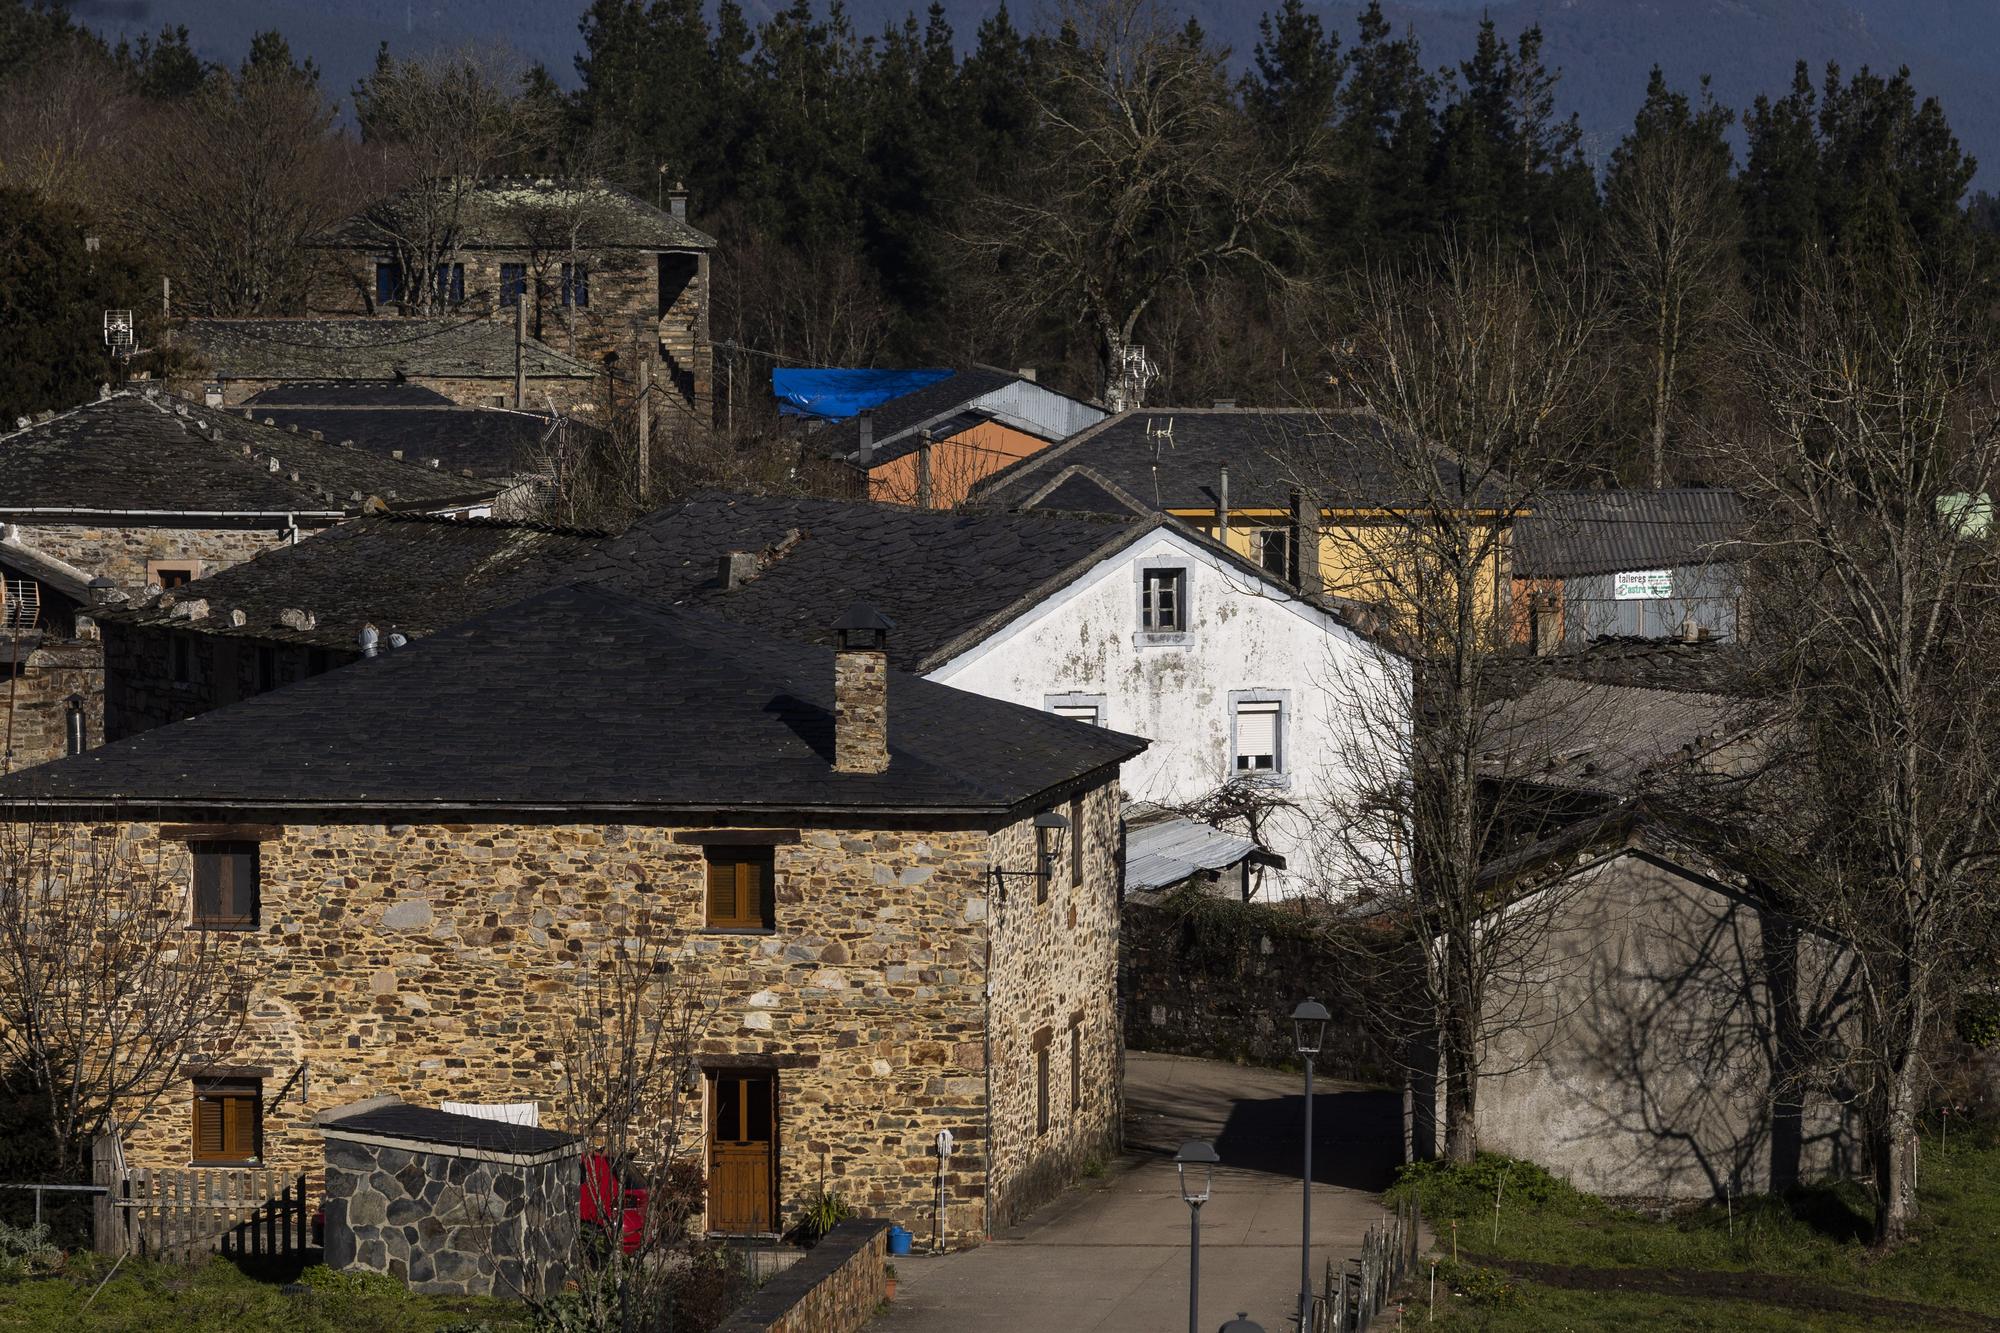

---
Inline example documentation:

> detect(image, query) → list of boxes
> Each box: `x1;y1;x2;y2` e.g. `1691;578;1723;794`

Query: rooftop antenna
103;310;135;362
1146;417;1175;508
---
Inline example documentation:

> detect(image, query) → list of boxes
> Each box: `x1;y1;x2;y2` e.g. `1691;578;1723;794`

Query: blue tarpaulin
771;368;953;420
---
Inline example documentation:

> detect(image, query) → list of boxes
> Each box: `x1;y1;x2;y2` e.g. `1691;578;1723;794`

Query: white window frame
1229;689;1290;784
1134;558;1193;646
1045;692;1109;727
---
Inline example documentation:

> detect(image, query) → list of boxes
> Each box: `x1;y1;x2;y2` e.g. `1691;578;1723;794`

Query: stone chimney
831;601;894;775
668;181;689;222
1290;488;1322;594
717;551;758;591
856;411;875;468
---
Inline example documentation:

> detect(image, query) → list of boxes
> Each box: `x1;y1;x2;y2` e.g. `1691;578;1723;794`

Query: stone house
0;390;500;770
780;369;1106;509
93;513;605;743
2;583;1144;1244
307;177;715;418
174;319;602;416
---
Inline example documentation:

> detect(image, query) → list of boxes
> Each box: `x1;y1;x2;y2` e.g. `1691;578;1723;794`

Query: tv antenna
103;310;135;361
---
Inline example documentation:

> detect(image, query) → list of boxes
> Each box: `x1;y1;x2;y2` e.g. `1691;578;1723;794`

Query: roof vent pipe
64;694;85;757
1218;465;1231;547
358;624;380;658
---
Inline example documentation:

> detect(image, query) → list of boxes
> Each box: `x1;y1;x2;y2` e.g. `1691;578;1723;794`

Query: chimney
831;601;894;775
856;411;875;468
1017;367;1037;383
1532;591;1563;656
668;181;689;222
1217;465;1231;546
915;429;934;509
1290;488;1322;593
717;551;758;591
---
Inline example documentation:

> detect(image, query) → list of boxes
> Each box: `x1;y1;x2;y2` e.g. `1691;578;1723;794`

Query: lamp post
1292;998;1330;1327
1218;1317;1265;1333
1175;1140;1219;1333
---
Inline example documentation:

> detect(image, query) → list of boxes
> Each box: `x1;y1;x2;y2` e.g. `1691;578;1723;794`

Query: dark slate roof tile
2;584;1146;816
0;391;494;513
318;177;716;250
242;386;558;478
322;1103;576;1155
1512;489;1746;578
94;514;607;648
181;319;598;382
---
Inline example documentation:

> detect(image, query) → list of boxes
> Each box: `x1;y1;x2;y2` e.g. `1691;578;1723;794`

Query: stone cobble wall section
0;639;102;771
715;1219;887;1333
101;620;351;743
11;523;296;600
84;794;1119;1246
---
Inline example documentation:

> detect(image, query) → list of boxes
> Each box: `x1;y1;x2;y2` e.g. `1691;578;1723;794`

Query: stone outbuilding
319;1098;580;1298
4;581;1146;1246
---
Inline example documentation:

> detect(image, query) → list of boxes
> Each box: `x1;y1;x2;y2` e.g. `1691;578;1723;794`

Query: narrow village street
871;1051;1406;1332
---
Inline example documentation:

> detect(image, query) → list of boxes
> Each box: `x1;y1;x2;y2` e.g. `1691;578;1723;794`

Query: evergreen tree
1433;20;1592;245
1245;1;1341;156
0;188;149;419
1329;2;1439;258
118;24;207;100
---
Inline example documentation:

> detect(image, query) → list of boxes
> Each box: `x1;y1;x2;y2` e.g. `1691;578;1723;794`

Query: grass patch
1392;1129;2000;1330
0;1254;531;1332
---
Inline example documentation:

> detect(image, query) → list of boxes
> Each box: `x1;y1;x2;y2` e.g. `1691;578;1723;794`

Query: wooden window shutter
706;858;737;923
192;842;258;928
223;1094;258;1159
706;849;774;928
193;1093;225;1159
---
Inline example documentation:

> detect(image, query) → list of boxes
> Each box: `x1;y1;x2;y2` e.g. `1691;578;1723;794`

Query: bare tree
0;820;245;1177
0;45;135;213
1711;252;2000;1244
964;0;1324;406
1296;236;1610;1162
1604;97;1741;488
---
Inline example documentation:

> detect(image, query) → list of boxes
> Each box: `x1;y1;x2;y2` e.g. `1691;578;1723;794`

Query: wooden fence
91;1160;310;1263
1313;1194;1421;1333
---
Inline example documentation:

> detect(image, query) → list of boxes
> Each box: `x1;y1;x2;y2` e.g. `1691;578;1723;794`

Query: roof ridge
378;512;606;538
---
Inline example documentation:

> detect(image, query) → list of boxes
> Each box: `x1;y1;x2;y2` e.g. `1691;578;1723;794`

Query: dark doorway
708;1070;776;1234
659;252;698;317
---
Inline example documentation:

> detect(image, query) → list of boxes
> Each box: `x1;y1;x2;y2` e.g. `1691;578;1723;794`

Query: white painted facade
928;526;1395;900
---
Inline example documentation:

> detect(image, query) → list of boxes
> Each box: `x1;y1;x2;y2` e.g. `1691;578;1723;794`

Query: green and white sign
1614;569;1673;600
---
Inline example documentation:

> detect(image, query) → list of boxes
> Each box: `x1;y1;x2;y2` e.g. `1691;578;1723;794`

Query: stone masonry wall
715;1219;887;1333
9;522;297;601
211;375;602;419
0;638;102;772
89;815;1022;1246
101;620;354;743
984;782;1124;1232
323;1134;578;1297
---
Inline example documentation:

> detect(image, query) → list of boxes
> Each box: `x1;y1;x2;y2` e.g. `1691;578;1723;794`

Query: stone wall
323;1132;578;1297
10;521;299;601
87;787;1121;1247
101;620;354;742
1120;894;1395;1081
714;1219;887;1333
208;375;601;419
0;638;102;772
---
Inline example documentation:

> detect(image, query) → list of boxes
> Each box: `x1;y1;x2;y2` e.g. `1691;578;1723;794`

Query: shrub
0;1221;61;1282
296;1263;408;1299
1392;1154;1584;1220
785;1188;854;1248
1956;991;2000;1048
1440;1259;1522;1308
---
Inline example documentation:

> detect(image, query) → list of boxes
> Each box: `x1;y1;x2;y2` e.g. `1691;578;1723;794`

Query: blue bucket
887;1224;913;1256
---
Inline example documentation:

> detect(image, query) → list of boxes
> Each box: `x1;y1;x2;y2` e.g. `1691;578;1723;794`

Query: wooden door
708;1072;775;1234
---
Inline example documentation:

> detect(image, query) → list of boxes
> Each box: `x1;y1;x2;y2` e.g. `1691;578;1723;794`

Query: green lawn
0;1256;529;1332
1393;1128;2000;1331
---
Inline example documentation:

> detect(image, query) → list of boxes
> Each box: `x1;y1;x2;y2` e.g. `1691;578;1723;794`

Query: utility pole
634;318;652;501
514;295;527;411
915;429;934;509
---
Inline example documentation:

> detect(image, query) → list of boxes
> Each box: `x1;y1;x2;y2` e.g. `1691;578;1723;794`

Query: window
561;262;590;308
1046;693;1106;727
191;840;258;929
1068;797;1083;887
171;635;192;686
499;263;527;307
1141;568;1186;633
1035;820;1053;905
1234;698;1283;774
374;261;404;305
1069;1019;1083;1113
706;846;775;929
192;1078;261;1163
149;559;199;591
1255;527;1295;581
433;262;465;306
1033;1032;1052;1135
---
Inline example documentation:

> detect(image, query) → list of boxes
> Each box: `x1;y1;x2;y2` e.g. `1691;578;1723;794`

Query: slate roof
320;1102;576;1157
241;384;559;478
0;583;1146;818
1481;677;1760;795
0;391;495;515
1018;466;1158;519
318;177;717;251
1513;489;1746;578
180;319;599;383
93;514;607;648
971;407;1508;513
812;369;1027;466
575;492;1152;672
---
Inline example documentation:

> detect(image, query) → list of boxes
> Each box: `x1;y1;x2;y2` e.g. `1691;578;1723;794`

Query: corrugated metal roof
1513;489;1745;578
1125;816;1264;892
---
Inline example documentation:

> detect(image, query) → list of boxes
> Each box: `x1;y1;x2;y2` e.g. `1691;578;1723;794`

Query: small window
375;261;404;305
191;840;258;929
499;263;527;307
433;262;465;306
1235;699;1282;773
1053;704;1100;725
1256;528;1295;581
706;846;775;929
1068;797;1083;887
1069;1019;1082;1113
192;1078;261;1163
561;262;590;308
150;560;199;590
171;635;192;686
1035;820;1053;906
1035;1043;1051;1136
1141;568;1186;633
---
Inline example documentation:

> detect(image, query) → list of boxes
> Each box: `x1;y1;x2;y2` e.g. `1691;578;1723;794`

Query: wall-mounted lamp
990;811;1070;901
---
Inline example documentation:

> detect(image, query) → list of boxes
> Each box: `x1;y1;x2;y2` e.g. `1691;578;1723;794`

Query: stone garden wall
714;1219;887;1333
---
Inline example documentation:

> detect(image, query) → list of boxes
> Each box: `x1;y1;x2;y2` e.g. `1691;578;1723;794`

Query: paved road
871;1051;1405;1332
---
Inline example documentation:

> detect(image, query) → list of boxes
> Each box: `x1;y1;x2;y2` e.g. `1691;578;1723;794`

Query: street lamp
1292;998;1330;1327
1174;1140;1219;1333
1217;1317;1265;1333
